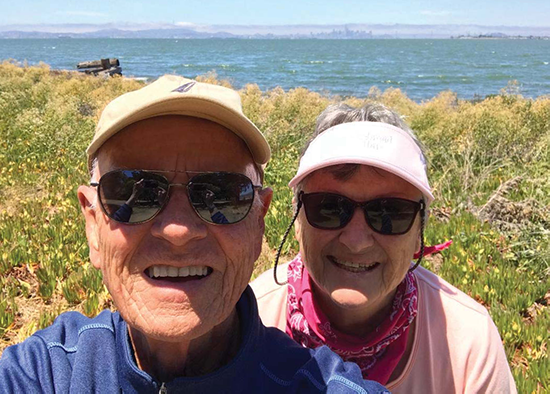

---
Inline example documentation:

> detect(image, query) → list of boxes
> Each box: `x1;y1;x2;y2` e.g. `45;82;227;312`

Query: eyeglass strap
409;205;426;272
273;198;303;286
275;197;426;281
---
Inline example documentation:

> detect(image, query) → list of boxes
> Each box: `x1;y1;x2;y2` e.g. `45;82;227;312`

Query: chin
330;288;370;310
131;310;211;342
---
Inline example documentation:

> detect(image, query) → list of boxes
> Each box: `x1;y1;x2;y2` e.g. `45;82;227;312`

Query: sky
1;0;549;27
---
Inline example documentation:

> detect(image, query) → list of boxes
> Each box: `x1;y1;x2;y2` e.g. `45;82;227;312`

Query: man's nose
338;208;376;253
150;188;208;246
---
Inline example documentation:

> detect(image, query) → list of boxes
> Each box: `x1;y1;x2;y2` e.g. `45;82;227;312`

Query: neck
313;286;397;337
129;308;241;382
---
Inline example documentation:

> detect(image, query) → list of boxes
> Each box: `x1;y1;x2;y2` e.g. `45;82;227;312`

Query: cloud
420;10;451;17
56;11;108;18
175;22;198;27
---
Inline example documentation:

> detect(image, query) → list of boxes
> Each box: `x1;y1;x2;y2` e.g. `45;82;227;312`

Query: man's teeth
147;265;209;278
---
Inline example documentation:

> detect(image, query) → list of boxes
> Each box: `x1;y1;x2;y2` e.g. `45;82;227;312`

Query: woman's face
296;165;423;318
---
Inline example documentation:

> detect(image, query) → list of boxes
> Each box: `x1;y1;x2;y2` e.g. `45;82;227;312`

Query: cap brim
289;156;435;204
87;95;270;167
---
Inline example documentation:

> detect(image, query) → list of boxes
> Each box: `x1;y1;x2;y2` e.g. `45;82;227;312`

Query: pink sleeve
463;318;517;393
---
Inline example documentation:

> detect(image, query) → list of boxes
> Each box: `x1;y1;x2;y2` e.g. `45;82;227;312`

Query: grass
0;61;549;392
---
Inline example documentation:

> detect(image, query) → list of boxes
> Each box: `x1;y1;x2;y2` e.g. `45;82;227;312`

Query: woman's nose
338;208;376;253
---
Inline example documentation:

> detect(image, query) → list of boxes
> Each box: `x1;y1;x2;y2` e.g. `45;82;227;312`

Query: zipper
159;382;167;394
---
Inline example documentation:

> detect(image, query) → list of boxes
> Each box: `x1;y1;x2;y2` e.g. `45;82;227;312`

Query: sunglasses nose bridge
160;183;189;201
164;182;192;200
168;182;190;188
338;204;377;253
342;200;383;236
155;183;197;216
343;200;368;225
149;184;209;243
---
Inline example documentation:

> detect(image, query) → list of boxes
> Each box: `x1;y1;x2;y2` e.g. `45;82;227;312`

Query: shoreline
4;57;550;102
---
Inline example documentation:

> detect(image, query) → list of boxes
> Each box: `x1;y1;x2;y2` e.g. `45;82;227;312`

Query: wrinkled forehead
301;164;423;198
94;115;260;181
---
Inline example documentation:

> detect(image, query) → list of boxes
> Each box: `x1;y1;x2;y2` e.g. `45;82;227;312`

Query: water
1;38;549;100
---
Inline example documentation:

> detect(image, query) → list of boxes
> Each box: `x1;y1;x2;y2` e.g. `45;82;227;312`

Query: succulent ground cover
0;62;548;392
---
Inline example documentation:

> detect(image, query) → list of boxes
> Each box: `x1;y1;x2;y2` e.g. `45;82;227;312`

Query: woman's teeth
330;257;380;272
147;265;209;278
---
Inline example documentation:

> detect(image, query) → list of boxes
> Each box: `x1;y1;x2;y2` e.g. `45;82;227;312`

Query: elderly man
0;76;388;393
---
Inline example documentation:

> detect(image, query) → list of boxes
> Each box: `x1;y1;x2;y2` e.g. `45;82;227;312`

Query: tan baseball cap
86;75;270;169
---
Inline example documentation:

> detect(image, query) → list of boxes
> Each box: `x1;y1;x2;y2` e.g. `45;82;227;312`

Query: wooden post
76;58;122;77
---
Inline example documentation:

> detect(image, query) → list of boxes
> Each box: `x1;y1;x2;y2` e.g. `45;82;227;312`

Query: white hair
311;103;425;158
89;156;99;210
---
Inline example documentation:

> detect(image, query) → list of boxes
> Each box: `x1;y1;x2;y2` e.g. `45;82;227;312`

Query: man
0;75;388;393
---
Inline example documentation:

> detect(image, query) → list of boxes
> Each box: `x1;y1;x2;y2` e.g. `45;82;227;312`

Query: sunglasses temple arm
273;200;303;286
409;207;426;273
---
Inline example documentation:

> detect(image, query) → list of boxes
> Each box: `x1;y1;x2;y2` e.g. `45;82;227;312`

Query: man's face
296;165;422;317
78;115;271;342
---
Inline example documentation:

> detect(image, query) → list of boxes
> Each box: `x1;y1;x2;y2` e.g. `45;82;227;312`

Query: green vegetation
0;62;549;392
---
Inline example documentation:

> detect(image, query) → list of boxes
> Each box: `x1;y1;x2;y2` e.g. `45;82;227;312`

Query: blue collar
115;286;263;393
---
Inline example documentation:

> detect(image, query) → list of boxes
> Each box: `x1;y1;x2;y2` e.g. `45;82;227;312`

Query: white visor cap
289;121;434;205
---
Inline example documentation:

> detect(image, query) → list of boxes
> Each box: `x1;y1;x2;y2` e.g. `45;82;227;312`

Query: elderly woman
252;103;516;393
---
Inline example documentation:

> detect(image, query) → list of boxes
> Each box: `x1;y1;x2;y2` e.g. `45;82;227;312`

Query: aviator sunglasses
91;170;262;225
300;192;425;235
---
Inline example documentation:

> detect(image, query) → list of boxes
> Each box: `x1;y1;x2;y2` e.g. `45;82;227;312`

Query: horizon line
2;22;550;28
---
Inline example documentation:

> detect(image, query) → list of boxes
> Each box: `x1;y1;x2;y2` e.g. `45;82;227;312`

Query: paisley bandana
286;254;418;384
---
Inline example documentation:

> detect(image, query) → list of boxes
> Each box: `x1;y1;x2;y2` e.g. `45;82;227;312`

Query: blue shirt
0;286;389;393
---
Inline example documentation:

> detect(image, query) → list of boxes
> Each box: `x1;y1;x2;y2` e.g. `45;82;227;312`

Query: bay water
1;38;549;100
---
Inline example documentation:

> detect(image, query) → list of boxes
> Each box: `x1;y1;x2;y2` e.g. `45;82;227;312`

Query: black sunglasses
90;170;262;225
300;192;424;235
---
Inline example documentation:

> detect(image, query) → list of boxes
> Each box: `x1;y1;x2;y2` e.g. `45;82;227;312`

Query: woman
251;103;516;393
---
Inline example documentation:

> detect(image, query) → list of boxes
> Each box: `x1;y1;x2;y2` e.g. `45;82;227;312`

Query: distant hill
0;28;236;39
1;23;549;39
78;28;236;39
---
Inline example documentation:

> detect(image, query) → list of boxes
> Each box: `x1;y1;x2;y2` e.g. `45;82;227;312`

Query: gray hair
308;102;425;158
90;156;99;182
88;156;99;210
295;103;426;195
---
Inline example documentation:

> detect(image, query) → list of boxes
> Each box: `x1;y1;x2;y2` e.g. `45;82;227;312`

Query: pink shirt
251;265;517;393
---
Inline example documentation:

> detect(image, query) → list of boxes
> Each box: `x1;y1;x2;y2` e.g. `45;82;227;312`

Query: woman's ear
292;195;302;239
416;209;429;252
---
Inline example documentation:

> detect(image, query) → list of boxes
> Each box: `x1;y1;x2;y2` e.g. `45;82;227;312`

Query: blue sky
1;0;549;26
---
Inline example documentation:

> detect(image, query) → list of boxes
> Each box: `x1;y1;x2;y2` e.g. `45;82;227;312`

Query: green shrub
0;62;548;390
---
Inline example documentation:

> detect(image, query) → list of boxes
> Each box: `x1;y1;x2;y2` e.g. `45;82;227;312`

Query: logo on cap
172;82;196;93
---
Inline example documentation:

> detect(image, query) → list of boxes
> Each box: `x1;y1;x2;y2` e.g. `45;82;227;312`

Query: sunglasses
299;192;424;235
90;170;262;225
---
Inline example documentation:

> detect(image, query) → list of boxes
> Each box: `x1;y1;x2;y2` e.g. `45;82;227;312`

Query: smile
328;256;380;273
146;265;213;279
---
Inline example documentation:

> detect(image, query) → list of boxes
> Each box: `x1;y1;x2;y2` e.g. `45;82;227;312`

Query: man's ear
77;185;101;269
258;187;273;219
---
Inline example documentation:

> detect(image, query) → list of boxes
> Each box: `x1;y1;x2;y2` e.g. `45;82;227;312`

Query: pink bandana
414;240;453;259
286;254;418;384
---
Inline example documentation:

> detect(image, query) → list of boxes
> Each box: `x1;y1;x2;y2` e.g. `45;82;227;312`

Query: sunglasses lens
302;193;354;229
188;173;255;224
364;199;419;235
98;170;169;224
301;193;420;235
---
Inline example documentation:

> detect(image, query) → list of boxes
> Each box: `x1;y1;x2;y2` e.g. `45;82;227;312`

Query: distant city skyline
1;0;549;27
1;22;549;40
